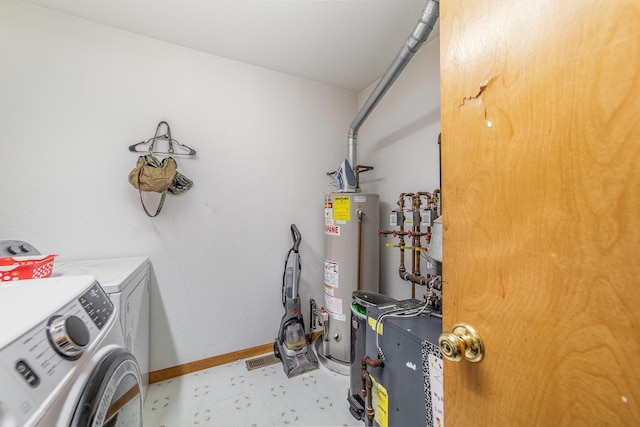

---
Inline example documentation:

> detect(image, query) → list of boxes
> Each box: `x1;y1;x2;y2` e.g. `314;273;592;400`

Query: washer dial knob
47;315;90;360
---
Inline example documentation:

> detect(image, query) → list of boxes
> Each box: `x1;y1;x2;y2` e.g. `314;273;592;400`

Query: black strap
138;188;167;217
136;165;167;217
137;121;173;217
149;121;174;154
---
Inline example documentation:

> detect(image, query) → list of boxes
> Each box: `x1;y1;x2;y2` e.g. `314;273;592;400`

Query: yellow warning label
371;375;388;427
368;316;383;335
333;196;351;221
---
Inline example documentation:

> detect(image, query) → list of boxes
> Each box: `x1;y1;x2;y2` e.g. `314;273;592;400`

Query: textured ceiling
22;0;438;92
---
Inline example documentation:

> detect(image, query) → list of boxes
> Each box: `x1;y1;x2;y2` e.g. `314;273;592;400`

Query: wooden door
440;1;640;425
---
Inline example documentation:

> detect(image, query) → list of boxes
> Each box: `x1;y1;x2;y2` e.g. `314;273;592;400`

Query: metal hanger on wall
128;121;197;156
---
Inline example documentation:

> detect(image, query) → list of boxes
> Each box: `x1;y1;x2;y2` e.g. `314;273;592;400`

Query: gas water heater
322;192;379;363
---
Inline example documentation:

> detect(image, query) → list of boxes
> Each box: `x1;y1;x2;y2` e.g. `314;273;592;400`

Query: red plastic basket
0;255;58;282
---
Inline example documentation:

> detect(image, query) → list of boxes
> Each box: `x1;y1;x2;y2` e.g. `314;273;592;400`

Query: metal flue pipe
347;0;439;168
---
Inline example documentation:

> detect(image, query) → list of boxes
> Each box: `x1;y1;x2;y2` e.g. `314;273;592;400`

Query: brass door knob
438;324;484;363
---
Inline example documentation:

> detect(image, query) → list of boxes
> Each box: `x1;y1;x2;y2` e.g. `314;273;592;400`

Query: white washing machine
0;275;143;426
53;257;150;398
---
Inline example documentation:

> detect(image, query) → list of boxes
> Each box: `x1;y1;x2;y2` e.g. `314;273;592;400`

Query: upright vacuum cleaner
274;224;319;378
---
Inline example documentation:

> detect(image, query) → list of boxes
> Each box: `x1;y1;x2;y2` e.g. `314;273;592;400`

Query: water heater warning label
324;260;344;319
324;293;344;320
324;225;340;235
324;199;333;223
372;375;389;427
333;196;351;221
324;259;338;287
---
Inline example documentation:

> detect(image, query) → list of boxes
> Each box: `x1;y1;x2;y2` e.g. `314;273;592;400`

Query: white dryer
53;257;150;398
0;275;143;426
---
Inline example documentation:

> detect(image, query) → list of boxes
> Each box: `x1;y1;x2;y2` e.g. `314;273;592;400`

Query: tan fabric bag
128;154;177;192
128;121;180;217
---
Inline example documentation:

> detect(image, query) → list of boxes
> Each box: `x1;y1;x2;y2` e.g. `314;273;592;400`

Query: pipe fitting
399;266;409;281
361;370;375;426
365;405;375;427
361;355;384;369
399;269;430;286
360;355;383;427
360;368;370;398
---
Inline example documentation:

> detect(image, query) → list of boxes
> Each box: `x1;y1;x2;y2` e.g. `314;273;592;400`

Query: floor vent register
245;354;280;371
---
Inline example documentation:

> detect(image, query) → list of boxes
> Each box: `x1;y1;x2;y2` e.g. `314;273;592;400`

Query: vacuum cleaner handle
290;224;302;252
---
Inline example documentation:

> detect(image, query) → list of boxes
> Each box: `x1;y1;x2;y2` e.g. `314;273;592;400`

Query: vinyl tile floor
142;354;363;427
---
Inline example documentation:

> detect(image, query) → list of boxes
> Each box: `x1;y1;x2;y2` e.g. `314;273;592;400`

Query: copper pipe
397;193;412;286
401;272;431;286
360;367;370;399
412;193;431;277
360;355;384;396
411;226;417;298
360;355;383;427
413;235;421;298
397;193;412;274
361;355;384;369
379;229;410;237
362;370;375;426
399;267;409;282
392;192;443;293
437;133;442;207
411;193;426;298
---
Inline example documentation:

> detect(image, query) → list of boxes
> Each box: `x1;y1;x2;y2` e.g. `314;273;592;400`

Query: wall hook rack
128;121;197;156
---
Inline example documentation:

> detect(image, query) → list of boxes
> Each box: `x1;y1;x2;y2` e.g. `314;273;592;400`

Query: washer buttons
15;360;40;388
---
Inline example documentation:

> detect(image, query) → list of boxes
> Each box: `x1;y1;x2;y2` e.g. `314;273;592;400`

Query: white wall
1;0;441;372
356;37;441;302
0;1;357;371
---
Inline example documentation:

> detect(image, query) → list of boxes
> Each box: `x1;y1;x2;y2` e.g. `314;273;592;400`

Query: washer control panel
79;283;114;329
15;359;40;387
0;281;114;426
47;314;91;360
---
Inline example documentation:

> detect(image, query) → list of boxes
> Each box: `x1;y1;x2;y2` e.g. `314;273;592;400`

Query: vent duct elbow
347;0;439;168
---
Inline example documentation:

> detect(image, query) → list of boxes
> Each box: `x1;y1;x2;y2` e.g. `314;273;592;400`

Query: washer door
71;349;143;427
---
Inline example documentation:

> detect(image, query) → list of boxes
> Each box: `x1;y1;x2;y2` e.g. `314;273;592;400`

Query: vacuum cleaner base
347;392;365;421
274;340;319;378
